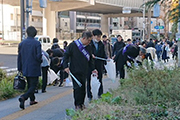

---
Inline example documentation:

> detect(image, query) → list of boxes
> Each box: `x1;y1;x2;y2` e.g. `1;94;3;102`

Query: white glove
127;61;131;67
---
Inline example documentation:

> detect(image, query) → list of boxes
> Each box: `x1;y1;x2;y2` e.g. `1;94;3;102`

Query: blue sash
75;40;90;61
122;44;135;60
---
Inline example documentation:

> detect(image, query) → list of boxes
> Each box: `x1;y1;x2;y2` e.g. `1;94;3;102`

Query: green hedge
66;65;180;119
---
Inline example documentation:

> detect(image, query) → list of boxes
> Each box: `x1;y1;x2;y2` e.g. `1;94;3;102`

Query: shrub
0;69;7;81
66;65;180;119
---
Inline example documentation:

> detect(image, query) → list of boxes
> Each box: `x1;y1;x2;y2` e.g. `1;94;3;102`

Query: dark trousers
42;66;49;91
119;66;125;79
87;70;92;98
21;77;39;101
72;73;86;106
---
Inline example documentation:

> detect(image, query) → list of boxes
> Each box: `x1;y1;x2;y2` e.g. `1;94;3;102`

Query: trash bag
65;76;73;87
91;74;100;99
47;68;58;85
104;59;116;81
13;72;26;90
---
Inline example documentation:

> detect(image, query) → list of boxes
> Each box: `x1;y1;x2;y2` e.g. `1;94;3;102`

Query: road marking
0;89;73;120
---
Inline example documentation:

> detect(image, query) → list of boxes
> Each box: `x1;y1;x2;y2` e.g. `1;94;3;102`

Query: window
65;22;67;26
32;18;34;22
113;22;117;27
39;38;42;43
47;38;50;43
38;18;41;22
43;38;46;43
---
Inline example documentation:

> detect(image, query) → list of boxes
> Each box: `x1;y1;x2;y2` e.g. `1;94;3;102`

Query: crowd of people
17;26;178;110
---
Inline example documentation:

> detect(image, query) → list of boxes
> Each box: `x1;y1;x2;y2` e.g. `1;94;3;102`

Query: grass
66;63;180;119
0;70;43;101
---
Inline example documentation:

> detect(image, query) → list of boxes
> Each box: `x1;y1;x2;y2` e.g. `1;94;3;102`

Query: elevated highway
3;0;145;38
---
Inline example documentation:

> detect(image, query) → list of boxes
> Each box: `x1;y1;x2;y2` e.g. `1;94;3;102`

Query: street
0;54;17;68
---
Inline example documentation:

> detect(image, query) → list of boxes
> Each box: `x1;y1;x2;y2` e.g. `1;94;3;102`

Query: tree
145;0;179;39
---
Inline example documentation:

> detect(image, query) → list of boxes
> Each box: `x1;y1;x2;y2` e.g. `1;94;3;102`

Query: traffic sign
154;26;164;29
154;26;159;29
159;26;164;29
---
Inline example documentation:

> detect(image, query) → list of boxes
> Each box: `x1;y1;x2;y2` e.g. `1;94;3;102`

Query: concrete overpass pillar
101;15;109;36
43;3;56;40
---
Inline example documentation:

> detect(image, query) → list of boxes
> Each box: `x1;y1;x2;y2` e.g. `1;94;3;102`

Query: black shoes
19;97;25;110
42;90;46;93
59;82;63;87
30;101;38;105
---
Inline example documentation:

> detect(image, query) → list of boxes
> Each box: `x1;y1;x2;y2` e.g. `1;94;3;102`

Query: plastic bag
104;59;116;81
47;68;58;85
91;74;100;99
65;76;73;87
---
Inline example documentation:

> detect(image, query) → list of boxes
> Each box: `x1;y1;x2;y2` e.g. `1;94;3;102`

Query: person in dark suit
63;31;97;110
114;44;146;79
17;26;42;110
87;29;107;101
112;35;125;77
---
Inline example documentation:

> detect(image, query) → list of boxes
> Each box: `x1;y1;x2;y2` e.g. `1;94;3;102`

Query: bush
0;75;20;100
66;65;180;119
0;69;7;81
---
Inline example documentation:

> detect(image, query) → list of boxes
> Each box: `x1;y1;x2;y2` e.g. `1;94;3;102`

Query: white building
0;4;43;41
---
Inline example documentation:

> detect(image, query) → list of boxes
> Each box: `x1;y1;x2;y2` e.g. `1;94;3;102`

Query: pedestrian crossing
0;66;17;76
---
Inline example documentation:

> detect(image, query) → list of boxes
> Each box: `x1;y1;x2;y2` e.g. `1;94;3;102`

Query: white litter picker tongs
95;56;110;61
69;72;82;87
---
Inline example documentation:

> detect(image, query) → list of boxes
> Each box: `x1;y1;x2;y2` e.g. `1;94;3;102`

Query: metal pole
21;0;25;41
1;0;4;40
26;0;29;29
143;0;145;41
178;0;180;67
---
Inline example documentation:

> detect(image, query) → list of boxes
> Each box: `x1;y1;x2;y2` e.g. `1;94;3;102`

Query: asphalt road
0;54;17;68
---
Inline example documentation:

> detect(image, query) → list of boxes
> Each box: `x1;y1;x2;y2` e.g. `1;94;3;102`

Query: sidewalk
0;77;120;120
0;45;18;55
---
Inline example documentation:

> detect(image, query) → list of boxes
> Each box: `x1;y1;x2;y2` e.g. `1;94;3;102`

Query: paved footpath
0;77;120;120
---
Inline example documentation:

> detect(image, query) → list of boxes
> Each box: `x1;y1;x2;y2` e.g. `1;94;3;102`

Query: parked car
35;35;51;51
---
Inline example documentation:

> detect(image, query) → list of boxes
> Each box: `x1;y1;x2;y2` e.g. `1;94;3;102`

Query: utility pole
147;7;151;40
20;0;25;41
177;0;180;67
26;0;29;29
143;0;145;41
1;0;4;40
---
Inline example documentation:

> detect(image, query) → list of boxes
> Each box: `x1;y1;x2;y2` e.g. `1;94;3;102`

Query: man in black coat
87;29;107;101
112;35;125;77
18;26;42;109
114;44;146;79
63;31;97;110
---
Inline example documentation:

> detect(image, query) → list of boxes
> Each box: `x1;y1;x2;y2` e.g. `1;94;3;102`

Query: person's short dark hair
127;39;131;42
150;38;153;41
102;35;107;38
53;38;59;43
46;49;53;55
63;41;68;46
117;35;122;38
92;29;102;36
52;57;60;65
26;26;37;37
82;31;92;39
